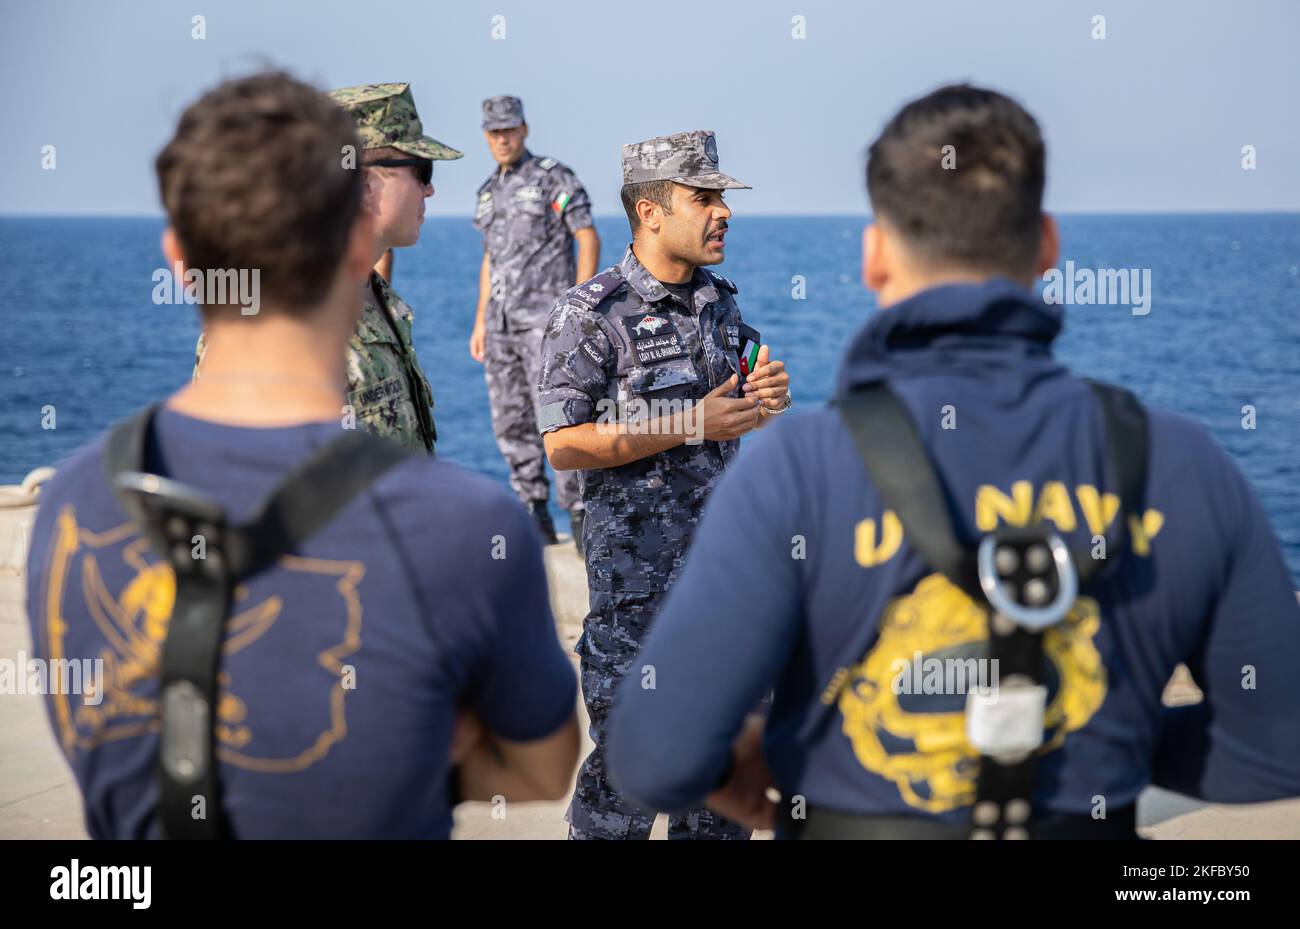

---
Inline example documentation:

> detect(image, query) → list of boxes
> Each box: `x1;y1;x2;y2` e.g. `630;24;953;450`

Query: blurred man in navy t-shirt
607;85;1300;837
25;71;578;839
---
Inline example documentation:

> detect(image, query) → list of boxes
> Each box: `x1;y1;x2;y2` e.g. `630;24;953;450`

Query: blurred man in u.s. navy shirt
607;84;1300;837
25;71;578;839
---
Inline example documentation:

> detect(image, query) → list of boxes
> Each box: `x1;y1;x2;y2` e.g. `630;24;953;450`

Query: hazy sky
2;0;1296;216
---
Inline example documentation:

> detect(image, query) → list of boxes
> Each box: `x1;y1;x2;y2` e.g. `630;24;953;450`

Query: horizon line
3;209;1300;221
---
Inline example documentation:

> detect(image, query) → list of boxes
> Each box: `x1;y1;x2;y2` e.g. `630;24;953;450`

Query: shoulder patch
707;269;739;294
579;339;608;367
538;156;557;170
567;269;625;312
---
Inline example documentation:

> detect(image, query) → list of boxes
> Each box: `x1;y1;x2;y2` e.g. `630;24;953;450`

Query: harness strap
103;406;413;838
835;380;1149;838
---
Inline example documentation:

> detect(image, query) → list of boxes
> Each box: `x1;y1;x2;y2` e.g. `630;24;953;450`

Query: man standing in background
471;95;601;547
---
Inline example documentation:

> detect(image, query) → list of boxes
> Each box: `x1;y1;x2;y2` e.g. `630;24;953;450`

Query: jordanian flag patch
737;323;762;377
551;192;571;213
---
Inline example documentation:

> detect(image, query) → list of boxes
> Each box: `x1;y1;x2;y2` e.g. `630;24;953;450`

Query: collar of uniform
499;148;535;178
619;245;669;304
369;269;413;323
690;268;722;313
619;245;722;314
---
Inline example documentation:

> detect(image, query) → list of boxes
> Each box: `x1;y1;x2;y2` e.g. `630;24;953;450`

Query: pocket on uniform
574;594;664;729
513;196;548;215
575;622;631;685
350;374;405;410
621;359;702;431
509;196;551;234
348;374;406;430
628;358;700;395
576;592;659;676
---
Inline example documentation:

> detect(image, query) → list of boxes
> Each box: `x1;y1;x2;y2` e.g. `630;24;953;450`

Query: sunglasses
366;157;433;186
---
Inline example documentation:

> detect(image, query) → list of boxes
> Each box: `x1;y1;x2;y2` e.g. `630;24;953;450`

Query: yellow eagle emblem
41;506;365;774
838;572;1106;812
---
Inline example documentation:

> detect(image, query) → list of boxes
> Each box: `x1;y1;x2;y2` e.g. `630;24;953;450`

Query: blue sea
1;215;1298;583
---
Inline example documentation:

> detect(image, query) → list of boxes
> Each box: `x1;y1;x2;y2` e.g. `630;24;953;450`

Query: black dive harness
103;405;412;838
811;380;1148;840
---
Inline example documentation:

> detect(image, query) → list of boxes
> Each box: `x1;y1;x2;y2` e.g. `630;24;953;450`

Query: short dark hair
866;84;1046;276
620;180;675;234
155;70;364;313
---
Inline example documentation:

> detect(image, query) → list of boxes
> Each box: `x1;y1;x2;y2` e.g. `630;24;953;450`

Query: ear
161;226;185;269
361;168;381;216
863;222;888;293
1035;213;1059;278
635;197;660;234
520;124;529;142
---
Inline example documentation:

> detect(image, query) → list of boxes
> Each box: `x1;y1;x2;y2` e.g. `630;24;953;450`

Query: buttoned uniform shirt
474;149;594;334
538;246;751;593
348;272;438;452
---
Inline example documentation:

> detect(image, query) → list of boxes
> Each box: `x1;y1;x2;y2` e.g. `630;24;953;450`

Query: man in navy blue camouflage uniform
606;86;1300;838
539;130;793;839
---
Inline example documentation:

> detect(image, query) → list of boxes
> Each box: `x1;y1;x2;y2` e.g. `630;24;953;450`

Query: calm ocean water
1;215;1297;582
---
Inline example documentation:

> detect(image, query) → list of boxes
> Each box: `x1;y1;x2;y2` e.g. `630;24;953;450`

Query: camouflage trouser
566;590;751;841
484;325;580;510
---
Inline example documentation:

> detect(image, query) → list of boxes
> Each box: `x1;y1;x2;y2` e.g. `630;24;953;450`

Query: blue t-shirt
607;278;1300;822
26;408;577;839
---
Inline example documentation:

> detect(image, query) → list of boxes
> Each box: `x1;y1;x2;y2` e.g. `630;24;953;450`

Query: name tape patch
353;377;405;408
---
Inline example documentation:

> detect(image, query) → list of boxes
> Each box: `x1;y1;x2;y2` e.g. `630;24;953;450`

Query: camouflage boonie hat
330;82;463;160
482;95;525;131
620;130;750;190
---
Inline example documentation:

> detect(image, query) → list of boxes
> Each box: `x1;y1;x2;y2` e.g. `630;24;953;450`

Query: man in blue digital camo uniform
538;130;793;839
472;95;601;546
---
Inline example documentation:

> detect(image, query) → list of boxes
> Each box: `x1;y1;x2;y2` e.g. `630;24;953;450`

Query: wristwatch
761;391;793;415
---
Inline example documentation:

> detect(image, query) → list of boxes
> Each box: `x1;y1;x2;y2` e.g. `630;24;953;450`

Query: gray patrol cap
482;95;525;130
620;129;750;190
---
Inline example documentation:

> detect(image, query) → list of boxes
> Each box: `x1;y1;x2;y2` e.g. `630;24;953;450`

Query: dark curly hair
155;70;364;313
